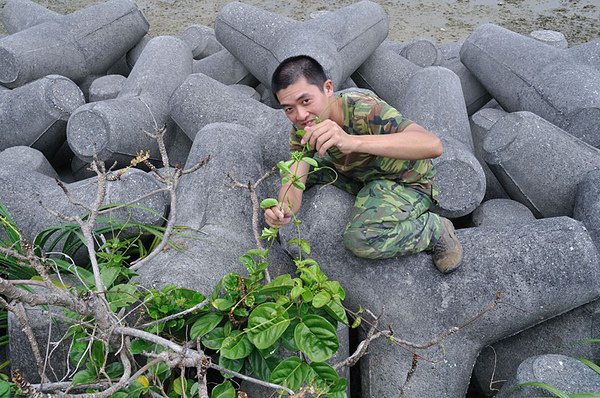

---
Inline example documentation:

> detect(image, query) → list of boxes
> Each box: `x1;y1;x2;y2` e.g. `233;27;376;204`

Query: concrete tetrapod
460;23;600;148
67;36;193;168
483;111;600;217
0;75;85;158
214;0;388;90
0;0;148;88
280;185;600;397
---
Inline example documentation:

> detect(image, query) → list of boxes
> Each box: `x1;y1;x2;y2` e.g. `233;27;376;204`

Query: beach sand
1;0;599;45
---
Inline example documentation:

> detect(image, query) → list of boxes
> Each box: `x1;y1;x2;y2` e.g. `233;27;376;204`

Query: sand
1;0;599;46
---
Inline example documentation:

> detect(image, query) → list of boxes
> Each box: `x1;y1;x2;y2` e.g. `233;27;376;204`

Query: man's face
276;77;334;129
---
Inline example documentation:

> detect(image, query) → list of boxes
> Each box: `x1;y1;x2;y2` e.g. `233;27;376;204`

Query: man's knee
343;226;389;259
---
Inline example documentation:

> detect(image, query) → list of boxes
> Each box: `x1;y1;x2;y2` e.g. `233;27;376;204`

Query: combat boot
432;217;462;273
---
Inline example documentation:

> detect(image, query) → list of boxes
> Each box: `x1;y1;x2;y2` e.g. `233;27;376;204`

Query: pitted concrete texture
496;354;600;397
280;185;600;397
471;199;535;227
0;0;148;88
215;0;388;90
0;75;84;158
483;111;600;217
461;23;600;148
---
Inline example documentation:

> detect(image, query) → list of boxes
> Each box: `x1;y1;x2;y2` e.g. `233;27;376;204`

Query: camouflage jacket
289;90;437;196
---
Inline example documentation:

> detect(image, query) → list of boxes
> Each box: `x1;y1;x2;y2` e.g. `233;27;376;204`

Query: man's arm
264;160;310;227
302;120;443;160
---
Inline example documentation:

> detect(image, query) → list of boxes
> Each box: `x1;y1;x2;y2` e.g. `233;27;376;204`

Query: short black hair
271;55;327;101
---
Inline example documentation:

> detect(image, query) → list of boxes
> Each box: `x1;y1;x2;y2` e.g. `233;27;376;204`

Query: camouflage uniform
289;90;443;259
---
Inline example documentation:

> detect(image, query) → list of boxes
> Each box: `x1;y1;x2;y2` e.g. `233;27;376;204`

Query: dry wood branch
138;298;209;329
399;353;418;398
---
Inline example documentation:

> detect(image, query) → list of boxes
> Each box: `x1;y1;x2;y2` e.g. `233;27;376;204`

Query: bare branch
182;155;212;175
55;179;92;213
210;363;295;395
96;188;170;216
138;299;209;329
399;353;418;398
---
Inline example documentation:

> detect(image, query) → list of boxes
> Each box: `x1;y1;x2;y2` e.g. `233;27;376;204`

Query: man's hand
302;120;355;156
264;204;293;228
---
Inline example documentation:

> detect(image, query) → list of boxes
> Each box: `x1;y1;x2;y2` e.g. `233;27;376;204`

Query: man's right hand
264;204;293;228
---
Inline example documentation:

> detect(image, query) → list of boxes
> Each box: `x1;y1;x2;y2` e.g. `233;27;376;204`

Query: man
263;55;462;273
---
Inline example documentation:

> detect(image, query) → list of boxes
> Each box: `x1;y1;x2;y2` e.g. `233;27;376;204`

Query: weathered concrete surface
470;198;535;227
280;185;600;397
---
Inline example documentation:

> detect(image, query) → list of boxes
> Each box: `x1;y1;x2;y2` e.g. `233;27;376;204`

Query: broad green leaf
191;313;224;339
260;198;279;209
106;362;124;378
99;266;122;288
258;274;294;295
302;157;318;167
513;382;569;398
211;381;236;398
295;130;306;138
323;281;345;300
72;368;96;386
190;383;199;397
281;321;299;352
136;375;149;388
298;240;311;254
212;298;235;311
310;362;339;386
312;291;331;308
218;355;243;378
294;314;339;362
292;180;306;191
106;284;138;310
249;349;273;381
0;381;10;398
247;303;291;349
220;331;253;360
172;376;187;395
90;340;105;370
325;298;348;324
240;254;257;273
277;160;293;176
129;339;152;354
108;393;128;398
270;357;310;392
201;326;226;350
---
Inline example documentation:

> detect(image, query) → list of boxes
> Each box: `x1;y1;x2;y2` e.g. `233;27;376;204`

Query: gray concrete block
192;49;258;86
168;73;291;170
529;29;568;49
473;300;600;396
180;24;223;59
470;108;509;200
2;0;61;34
574;168;600;252
569;38;600;70
400;66;485;217
495;354;600;397
0;75;85;158
67;36;192;167
215;1;388;90
471;199;535;227
229;84;260;101
280;184;600;397
352;45;420;105
89;74;127;102
0;0;148;88
460;23;600;148
0;164;168;243
483;111;600;217
399;38;443;67
0;146;58;178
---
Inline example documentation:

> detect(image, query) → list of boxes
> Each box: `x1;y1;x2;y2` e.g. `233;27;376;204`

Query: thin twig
138;299;209;329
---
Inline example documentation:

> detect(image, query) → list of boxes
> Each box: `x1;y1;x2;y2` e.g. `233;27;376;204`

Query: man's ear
324;80;334;95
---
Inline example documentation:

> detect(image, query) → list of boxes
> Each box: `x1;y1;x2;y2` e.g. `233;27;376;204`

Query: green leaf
247;303;291;349
240;254;257;273
211;381;236;398
0;381;10;398
201;326;226;350
106;284;138;311
258;274;294;295
72;368;96;386
249;349;273;381
351;316;362;329
302;157;318;167
91;340;105;370
100;266;120;289
220;331;253;360
270;356;310;392
294;314;339;362
212;298;235;311
295;129;306;138
172;376;187;396
260;198;279;209
512;382;569;398
191;313;224;339
106;362;124;378
325;298;348;324
312;291;331;308
292;180;306;191
218;355;244;378
310;362;344;391
577;357;600;376
281;321;299;352
298;240;311;254
129;339;151;354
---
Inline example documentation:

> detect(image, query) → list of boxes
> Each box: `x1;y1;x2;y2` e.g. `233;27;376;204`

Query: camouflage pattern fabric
342;180;442;259
290;90;443;258
290;90;438;198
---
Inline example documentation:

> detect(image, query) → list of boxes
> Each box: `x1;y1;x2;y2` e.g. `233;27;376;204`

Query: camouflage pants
309;169;443;259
